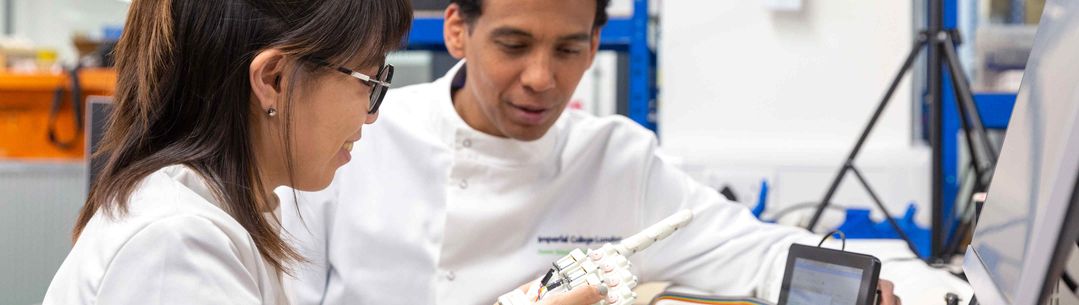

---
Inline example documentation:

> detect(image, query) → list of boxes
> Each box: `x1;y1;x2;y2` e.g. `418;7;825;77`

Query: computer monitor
962;0;1079;304
85;96;113;191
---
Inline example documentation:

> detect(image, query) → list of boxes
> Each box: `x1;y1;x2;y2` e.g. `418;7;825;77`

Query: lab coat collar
433;60;559;167
160;165;284;219
161;165;221;208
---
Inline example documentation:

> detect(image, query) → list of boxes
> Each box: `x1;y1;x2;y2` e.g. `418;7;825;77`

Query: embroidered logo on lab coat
535;235;623;256
536;235;622;246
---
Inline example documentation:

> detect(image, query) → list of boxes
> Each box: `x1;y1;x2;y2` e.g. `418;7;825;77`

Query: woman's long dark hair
77;0;411;272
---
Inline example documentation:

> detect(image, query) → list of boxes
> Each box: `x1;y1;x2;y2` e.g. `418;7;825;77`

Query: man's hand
878;279;901;305
537;285;606;305
496;281;607;305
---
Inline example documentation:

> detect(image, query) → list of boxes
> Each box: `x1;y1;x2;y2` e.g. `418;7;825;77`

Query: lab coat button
445;271;456;281
459;180;469;189
462;139;472;148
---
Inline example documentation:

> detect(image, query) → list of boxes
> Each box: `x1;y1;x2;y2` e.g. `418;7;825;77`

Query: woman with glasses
40;0;603;304
41;0;409;303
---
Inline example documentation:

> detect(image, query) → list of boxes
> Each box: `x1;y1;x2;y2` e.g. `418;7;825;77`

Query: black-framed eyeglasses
316;61;394;114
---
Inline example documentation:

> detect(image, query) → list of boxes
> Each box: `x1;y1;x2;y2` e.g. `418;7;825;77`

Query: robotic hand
498;209;694;305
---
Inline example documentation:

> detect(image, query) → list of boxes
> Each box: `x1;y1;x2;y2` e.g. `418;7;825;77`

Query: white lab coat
279;61;818;305
43;165;288;305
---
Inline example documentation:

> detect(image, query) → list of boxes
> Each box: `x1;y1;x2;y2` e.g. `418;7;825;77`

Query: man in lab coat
281;0;900;304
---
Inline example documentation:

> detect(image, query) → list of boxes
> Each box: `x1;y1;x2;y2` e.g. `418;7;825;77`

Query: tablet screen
787;258;864;305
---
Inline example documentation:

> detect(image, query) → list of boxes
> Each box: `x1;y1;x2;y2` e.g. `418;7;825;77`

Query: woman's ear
250;49;288;112
444;4;468;59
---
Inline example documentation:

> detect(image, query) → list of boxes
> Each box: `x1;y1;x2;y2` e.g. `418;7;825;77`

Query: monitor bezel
778;244;882;305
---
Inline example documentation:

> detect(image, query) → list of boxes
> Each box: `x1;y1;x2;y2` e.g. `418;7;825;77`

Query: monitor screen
787;258;865;305
85;96;113;189
965;0;1079;304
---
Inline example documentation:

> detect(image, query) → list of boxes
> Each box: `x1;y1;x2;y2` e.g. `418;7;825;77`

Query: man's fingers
542;285;607;305
878;279;898;305
517;283;531;292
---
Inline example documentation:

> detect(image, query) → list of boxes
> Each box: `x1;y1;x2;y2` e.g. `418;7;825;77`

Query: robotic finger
499;209;694;305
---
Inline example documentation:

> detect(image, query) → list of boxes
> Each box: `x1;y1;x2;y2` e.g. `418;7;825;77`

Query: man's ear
444;4;469;59
250;49;288;112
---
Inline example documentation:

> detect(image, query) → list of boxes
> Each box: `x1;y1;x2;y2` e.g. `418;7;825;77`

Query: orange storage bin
0;69;116;160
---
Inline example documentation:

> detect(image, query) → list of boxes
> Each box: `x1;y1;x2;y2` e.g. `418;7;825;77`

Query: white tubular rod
615;209;693;256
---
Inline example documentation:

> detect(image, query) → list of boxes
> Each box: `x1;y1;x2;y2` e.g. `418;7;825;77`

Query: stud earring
267;108;277;117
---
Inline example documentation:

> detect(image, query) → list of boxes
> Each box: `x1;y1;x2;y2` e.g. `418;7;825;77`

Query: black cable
544;279;562;292
848;166;922;260
943;162;981;257
539;268;555;286
1062;270;1078;293
818;230;847;251
764;202;850;223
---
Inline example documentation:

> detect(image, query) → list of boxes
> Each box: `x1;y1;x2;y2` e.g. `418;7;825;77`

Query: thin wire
818;230;847;251
761;201;850;224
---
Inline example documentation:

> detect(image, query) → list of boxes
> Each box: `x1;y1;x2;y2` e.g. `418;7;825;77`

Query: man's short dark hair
450;0;611;29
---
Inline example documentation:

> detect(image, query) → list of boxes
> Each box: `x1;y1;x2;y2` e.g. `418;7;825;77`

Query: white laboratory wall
659;0;933;228
9;0;128;64
570;52;619;116
1;1;7;34
609;0;635;17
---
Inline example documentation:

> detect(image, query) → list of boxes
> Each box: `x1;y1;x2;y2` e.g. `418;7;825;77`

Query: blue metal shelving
972;93;1017;129
404;0;656;131
936;0;1018;255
